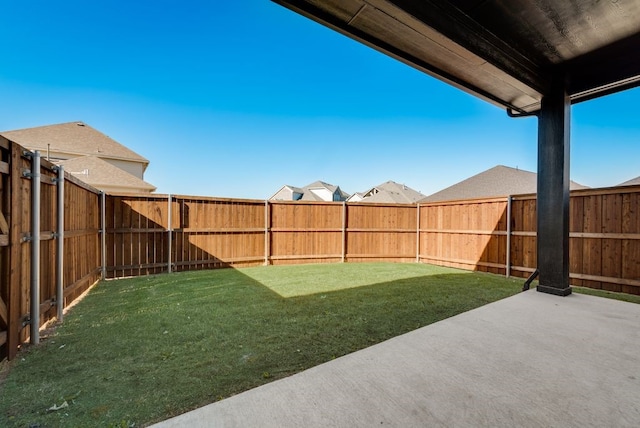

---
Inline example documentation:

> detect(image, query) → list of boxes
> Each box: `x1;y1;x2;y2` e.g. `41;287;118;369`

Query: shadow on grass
0;265;521;428
239;262;486;298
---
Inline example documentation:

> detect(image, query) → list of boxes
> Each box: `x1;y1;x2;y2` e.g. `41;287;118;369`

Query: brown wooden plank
601;239;622;292
621;193;640;286
582;194;603;289
63;268;102;297
0;210;8;234
0;135;9;150
570;273;640;288
0;296;7;326
8;142;26;359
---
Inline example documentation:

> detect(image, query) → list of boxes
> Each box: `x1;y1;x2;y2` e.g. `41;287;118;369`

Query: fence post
29;151;41;345
167;194;173;273
416;203;421;263
56;165;64;321
264;200;270;265
506;195;512;278
341;202;346;263
100;191;106;280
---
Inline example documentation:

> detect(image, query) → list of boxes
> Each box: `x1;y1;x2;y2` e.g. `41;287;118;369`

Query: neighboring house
422;165;588;203
59;156;156;194
618;176;640;186
347;180;426;203
270;181;349;201
0;121;156;193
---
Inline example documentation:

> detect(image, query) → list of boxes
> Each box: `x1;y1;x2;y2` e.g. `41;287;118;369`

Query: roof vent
76;122;85;127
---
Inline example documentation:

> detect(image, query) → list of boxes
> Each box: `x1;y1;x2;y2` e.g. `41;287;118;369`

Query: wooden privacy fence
0;138;102;361
106;189;640;295
105;197;422;278
3;139;639;361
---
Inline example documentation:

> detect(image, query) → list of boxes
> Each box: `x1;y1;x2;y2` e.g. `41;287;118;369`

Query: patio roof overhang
270;0;640;115
271;0;640;296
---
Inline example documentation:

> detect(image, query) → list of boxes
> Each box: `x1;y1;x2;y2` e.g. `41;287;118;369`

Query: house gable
270;181;349;202
0;121;149;172
59;156;156;194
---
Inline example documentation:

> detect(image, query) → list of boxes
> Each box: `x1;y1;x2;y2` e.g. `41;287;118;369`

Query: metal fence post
264;200;269;265
416;203;421;263
341;202;346;263
30;151;41;345
100;191;106;280
56;165;64;321
168;194;173;273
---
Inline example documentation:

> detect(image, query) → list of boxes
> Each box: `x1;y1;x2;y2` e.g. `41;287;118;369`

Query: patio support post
30;151;41;344
536;73;571;296
506;196;512;278
56;165;64;321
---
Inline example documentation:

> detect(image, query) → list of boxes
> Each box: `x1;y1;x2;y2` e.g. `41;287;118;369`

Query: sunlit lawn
0;263;527;427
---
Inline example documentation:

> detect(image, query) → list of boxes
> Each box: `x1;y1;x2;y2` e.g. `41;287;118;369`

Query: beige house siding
106;159;145;180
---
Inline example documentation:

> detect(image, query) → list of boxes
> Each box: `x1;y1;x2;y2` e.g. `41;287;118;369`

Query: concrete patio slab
152;290;640;427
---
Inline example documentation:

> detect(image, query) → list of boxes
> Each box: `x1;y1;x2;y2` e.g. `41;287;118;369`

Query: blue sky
1;0;638;199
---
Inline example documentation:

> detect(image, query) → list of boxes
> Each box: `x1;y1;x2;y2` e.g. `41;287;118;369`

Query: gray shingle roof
300;181;349;201
618;176;640;186
0;121;149;164
354;181;426;204
59;156;156;193
271;181;350;201
422;165;589;203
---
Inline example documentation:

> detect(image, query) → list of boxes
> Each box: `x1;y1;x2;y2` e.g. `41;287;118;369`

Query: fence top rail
269;200;344;206
509;186;640;201
109;185;640;207
348;201;417;208
174;195;266;204
108;193;268;204
65;172;102;194
420;196;510;206
108;192;172;199
567;185;640;198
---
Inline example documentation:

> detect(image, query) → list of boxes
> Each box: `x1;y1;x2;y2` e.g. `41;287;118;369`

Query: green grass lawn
0;263;527;426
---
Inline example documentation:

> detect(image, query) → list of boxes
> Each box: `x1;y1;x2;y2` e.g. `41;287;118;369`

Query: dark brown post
536;74;572;296
8;143;25;359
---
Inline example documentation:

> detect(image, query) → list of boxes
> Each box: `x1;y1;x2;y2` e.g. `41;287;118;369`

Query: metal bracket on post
523;269;540;291
21;315;32;329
